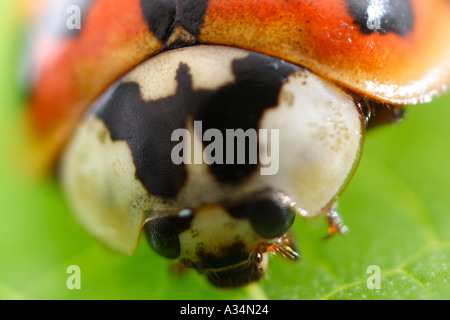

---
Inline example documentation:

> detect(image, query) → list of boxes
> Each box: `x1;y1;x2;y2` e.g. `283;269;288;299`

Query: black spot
96;79;189;198
140;0;209;44
177;0;209;35
200;57;296;182
140;0;177;41
96;53;297;197
346;0;414;35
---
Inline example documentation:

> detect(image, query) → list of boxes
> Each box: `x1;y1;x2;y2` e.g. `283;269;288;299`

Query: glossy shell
26;0;450;170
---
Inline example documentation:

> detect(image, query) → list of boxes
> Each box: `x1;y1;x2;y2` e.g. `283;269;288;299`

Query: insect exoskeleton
60;45;364;287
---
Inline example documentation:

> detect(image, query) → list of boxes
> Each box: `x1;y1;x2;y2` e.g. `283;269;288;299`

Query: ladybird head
143;190;297;287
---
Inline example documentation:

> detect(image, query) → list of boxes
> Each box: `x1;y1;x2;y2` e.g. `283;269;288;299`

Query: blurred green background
0;1;449;300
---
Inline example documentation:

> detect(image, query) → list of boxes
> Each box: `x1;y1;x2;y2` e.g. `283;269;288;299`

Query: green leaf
0;1;448;300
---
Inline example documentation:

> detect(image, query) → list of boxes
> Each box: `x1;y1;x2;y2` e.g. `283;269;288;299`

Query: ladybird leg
324;207;349;239
266;231;300;262
172;258;194;277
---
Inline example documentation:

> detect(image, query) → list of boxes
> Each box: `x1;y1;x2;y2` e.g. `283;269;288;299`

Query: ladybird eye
250;199;296;239
144;217;181;259
228;191;296;239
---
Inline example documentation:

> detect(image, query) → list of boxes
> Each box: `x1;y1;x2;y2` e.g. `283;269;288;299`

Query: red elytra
25;0;450;171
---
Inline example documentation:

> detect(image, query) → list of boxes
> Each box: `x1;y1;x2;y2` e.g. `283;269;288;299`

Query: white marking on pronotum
171;121;279;175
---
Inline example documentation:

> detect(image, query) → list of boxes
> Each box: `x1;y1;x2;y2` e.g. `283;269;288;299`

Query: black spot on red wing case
140;0;177;41
96;52;298;198
140;0;209;42
346;0;414;35
177;0;209;35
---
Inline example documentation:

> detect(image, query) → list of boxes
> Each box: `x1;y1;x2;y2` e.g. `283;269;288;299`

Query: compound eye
144;217;181;259
228;191;296;239
250;199;296;239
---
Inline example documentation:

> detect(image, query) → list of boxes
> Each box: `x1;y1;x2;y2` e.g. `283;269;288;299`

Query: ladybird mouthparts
201;253;268;288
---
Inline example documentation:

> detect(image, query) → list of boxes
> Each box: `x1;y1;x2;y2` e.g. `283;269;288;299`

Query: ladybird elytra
25;0;450;287
26;0;450;172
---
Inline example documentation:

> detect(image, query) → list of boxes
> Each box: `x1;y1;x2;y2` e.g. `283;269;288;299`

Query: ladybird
25;0;450;287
